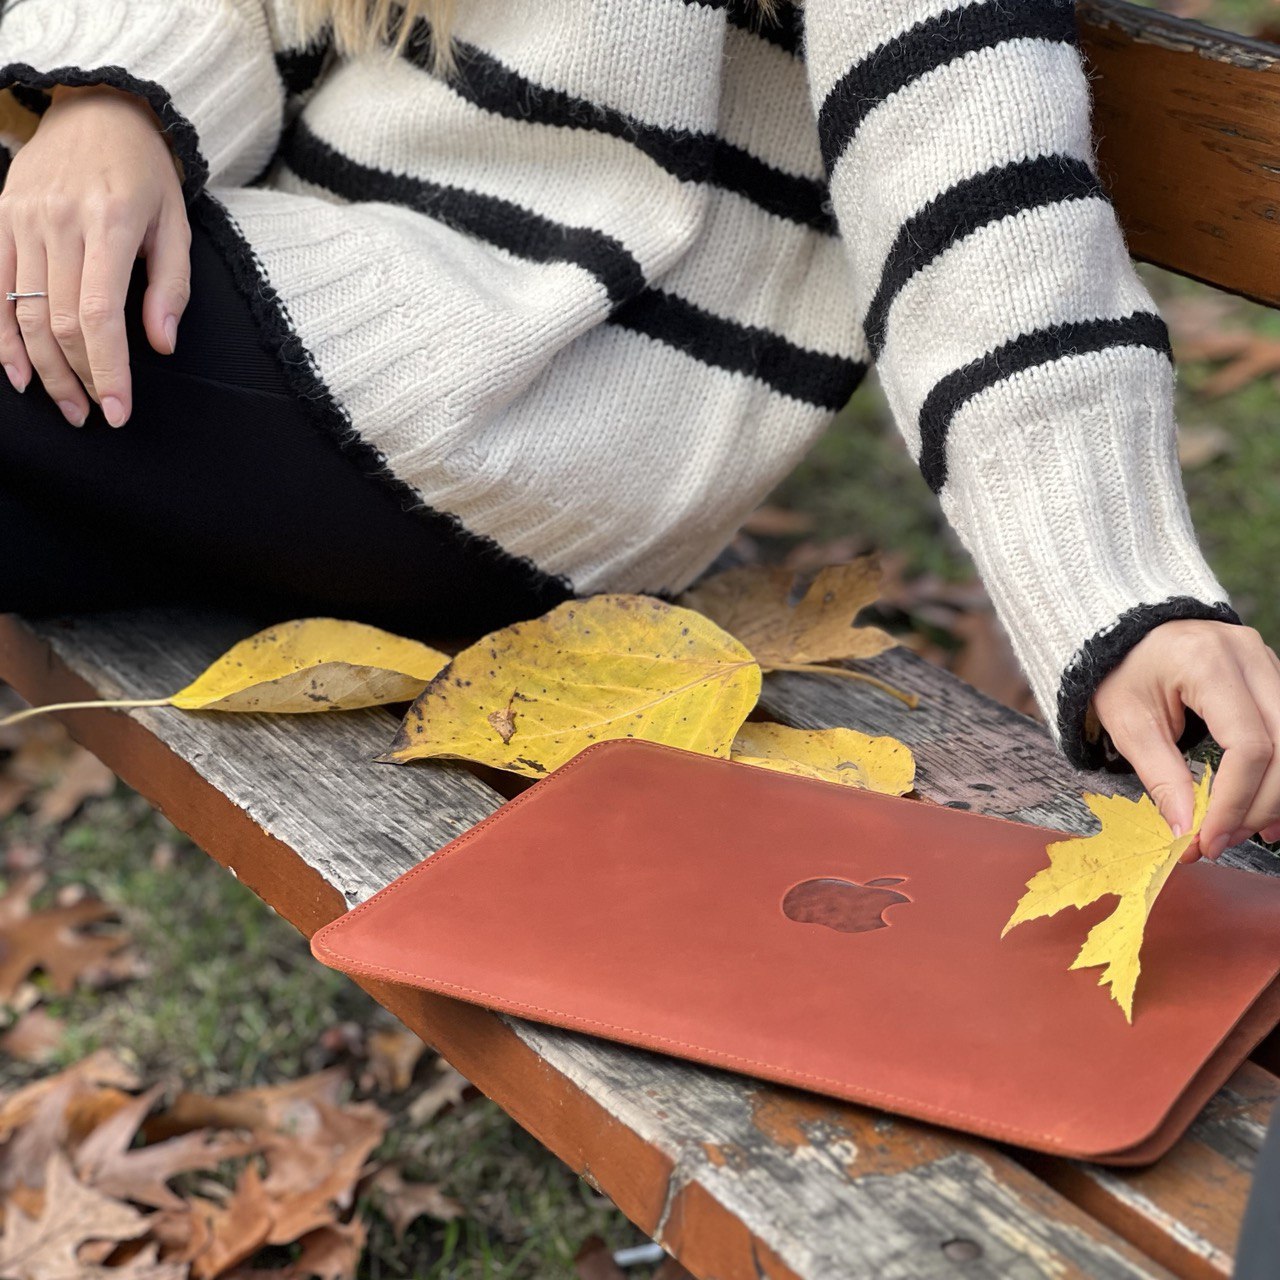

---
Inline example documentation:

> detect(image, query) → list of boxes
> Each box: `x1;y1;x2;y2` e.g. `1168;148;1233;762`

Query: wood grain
1078;0;1280;306
756;645;1278;1277
0;609;1182;1280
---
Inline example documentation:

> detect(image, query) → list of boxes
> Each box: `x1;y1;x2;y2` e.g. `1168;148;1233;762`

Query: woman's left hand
1090;619;1280;861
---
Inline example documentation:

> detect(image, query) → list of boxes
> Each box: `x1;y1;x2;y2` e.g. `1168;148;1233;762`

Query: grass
0;788;648;1278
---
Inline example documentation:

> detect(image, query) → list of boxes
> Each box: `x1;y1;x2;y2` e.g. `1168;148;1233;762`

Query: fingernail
57;400;86;427
101;395;126;427
1169;821;1185;838
1205;832;1231;859
3;364;25;393
163;315;177;353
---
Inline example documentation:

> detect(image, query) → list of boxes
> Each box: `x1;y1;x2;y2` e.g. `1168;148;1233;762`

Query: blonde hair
293;0;783;74
294;0;455;69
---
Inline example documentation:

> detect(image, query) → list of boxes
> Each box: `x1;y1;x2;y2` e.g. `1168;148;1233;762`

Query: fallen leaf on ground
0;1151;151;1278
73;1083;258;1212
31;751;116;828
0;1006;66;1064
382;595;761;777
1177;423;1232;471
367;1165;463;1242
1002;765;1214;1021
574;1235;626;1280
0;710;111;825
188;1162;274;1280
405;1059;470;1126
0;870;134;1002
730;723;915;796
291;1219;367;1280
1175;327;1280;398
362;1028;427;1095
0;620;450;725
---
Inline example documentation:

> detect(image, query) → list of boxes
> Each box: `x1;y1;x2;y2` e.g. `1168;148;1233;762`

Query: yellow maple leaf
381;594;762;777
730;722;916;796
1002;764;1214;1022
0;619;450;723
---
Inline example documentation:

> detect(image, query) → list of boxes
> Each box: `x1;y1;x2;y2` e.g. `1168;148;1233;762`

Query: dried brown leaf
368;1165;463;1242
679;555;898;667
0;1151;149;1279
0;1007;66;1064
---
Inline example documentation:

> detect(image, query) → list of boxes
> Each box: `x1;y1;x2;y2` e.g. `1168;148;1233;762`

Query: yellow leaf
730;722;915;796
381;594;761;777
168;619;449;712
1002;764;1214;1022
677;555;899;666
0;619;450;723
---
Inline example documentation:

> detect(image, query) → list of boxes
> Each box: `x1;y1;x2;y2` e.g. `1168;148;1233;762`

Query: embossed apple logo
782;877;910;934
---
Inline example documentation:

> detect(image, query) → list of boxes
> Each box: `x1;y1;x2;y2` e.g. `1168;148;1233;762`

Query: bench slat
0;610;1180;1280
757;646;1278;1278
1079;0;1280;307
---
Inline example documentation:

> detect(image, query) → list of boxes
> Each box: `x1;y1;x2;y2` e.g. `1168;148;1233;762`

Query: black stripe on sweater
864;154;1104;358
683;0;805;56
725;0;804;56
610;289;866;411
916;312;1173;494
817;0;1077;174
282;119;646;307
400;19;833;232
276;36;332;98
284;122;857;411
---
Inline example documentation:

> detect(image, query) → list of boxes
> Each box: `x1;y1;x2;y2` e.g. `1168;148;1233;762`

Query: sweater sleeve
0;0;285;198
801;0;1243;772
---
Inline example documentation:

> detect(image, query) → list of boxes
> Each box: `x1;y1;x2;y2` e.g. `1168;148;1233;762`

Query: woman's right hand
0;82;191;427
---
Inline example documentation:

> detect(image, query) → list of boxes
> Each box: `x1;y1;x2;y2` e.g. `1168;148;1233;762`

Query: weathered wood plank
756;646;1278;1278
1028;1063;1277;1280
755;644;1276;873
1078;0;1280;307
0;610;1176;1280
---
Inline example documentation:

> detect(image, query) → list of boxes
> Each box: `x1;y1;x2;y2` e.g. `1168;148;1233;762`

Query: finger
80;221;141;427
140;199;190;357
46;221;93;401
1097;696;1199;860
12;240;88;426
1263;649;1280;844
1228;636;1280;844
1187;650;1274;859
0;227;32;393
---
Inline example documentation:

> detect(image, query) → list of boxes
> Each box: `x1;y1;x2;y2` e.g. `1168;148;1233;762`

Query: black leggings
0;210;575;643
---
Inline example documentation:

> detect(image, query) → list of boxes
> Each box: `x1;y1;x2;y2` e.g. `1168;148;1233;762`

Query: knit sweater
0;0;1243;770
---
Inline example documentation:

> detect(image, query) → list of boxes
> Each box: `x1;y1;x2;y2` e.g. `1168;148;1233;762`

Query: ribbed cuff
934;343;1236;772
0;0;282;194
1058;596;1243;773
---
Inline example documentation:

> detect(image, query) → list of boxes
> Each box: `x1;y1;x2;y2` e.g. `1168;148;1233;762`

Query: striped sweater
0;0;1242;770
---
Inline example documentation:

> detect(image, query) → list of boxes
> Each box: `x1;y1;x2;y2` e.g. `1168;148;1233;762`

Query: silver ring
6;291;47;301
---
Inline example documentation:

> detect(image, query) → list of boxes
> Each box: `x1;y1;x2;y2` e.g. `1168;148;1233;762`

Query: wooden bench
2;1;1280;1274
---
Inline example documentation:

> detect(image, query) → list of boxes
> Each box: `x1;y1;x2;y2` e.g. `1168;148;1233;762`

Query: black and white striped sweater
0;0;1242;769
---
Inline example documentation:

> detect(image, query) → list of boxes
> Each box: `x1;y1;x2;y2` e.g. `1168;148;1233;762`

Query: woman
0;0;1276;857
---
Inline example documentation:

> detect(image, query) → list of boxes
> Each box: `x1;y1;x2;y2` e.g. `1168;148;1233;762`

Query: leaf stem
762;663;920;709
0;697;170;727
